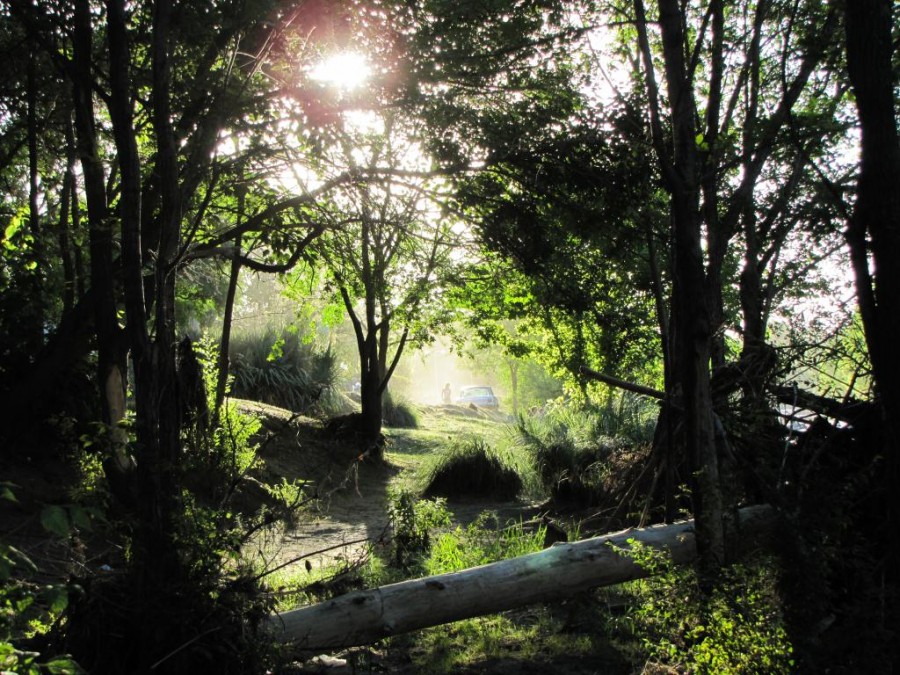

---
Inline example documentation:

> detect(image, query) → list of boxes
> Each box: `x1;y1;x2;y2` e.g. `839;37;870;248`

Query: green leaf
2;213;23;251
69;506;93;532
40;505;71;538
44;655;86;674
0;485;16;503
45;586;69;614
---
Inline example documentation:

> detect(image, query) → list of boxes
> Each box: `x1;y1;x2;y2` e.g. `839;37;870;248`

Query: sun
308;52;372;90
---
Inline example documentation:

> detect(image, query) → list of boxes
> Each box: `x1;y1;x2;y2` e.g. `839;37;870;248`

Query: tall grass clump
420;439;523;501
596;390;658;444
229;326;341;414
383;392;419;429
516;395;655;507
425;512;547;575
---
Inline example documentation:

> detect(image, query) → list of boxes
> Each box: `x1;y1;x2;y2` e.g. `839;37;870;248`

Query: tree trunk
844;0;900;588
508;359;519;415
58;119;77;314
655;0;726;575
270;505;776;649
72;0;128;448
215;236;243;419
359;332;384;445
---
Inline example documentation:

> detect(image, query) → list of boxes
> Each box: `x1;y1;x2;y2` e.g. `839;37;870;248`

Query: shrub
229;326;338;413
421;439;523;501
516;411;613;507
388;490;451;571
383;393;419;429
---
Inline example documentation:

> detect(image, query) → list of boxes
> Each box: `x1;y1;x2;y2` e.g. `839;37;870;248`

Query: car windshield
461;387;493;397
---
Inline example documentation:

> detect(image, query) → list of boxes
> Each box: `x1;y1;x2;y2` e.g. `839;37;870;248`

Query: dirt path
240;400;539;574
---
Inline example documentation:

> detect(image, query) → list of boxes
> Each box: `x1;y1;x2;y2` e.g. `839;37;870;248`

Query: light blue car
455;385;500;409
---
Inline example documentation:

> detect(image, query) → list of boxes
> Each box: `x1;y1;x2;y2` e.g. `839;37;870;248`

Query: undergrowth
515;398;654;507
229;325;342;414
615;542;794;674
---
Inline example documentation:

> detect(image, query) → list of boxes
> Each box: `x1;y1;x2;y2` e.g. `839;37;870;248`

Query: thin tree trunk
72;0;128;447
215;236;243;419
58;123;77;314
509;360;519;415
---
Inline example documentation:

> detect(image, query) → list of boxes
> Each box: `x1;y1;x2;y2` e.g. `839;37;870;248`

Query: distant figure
441;382;452;404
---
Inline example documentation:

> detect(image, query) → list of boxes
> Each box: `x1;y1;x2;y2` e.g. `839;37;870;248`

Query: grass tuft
229;326;340;414
383;393;419;429
420;439;523;501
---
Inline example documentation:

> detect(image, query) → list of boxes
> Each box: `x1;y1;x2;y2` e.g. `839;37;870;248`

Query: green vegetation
382;393;420;429
618;543;794;674
425;513;546;575
515;401;653;507
419;439;525;501
1;487;83;675
228;326;342;415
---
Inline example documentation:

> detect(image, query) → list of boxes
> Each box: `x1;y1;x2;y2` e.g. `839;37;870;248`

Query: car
455;385;500;409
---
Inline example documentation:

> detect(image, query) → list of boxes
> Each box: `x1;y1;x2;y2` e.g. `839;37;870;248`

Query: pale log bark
269;505;775;650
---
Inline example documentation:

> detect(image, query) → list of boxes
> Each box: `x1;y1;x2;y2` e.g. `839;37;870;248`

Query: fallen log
268;504;775;650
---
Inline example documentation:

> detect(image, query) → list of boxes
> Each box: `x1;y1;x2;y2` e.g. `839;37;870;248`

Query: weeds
388;489;451;571
425;513;545;575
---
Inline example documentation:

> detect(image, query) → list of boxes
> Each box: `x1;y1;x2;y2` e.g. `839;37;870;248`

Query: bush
388;490;451;571
229;326;338;414
516;411;613;507
421;439;523;501
383;393;419;429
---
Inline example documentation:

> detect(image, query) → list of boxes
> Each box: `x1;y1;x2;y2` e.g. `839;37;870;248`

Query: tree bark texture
270;505;776;650
844;0;900;586
72;0;128;443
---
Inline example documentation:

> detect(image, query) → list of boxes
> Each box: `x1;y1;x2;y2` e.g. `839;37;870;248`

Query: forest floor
0;401;639;674
239;401;637;674
243;400;542;573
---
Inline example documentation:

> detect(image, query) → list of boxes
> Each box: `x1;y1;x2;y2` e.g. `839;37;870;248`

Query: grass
420;439;524;500
241;402;792;674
